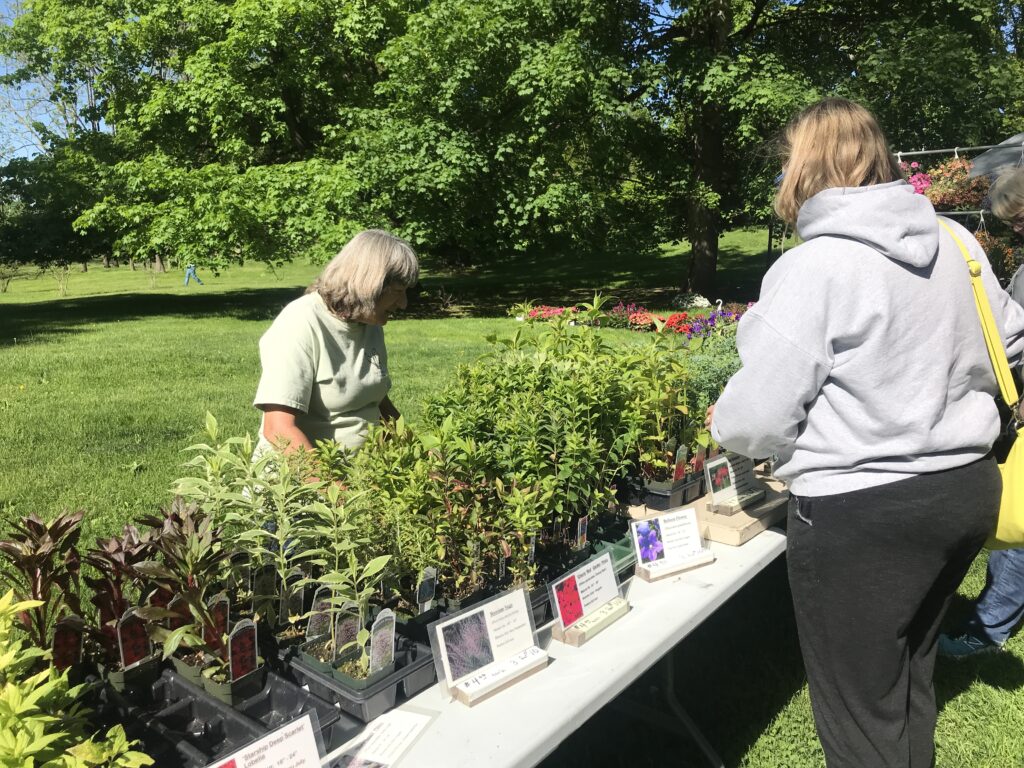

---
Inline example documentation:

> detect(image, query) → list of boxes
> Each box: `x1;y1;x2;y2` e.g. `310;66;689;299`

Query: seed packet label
528;536;536;564
205;594;230;654
705;452;759;505
416;567;437;613
672;444;689;482
631;508;704;567
323;709;435;768
549;552;619;631
52;619;83;671
576;515;589;550
369;609;396;673
432;587;535;687
453;644;547;697
167;595;189;630
230;553;251;593
213;713;320;768
334;613;361;658
252;564;276;611
228;619;258;681
306;586;332;640
117;609;150;669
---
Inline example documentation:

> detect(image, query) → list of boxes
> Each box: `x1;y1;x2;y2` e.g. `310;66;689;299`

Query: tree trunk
80;262;88;272
102;254;110;268
153;253;165;273
682;0;730;298
129;258;136;271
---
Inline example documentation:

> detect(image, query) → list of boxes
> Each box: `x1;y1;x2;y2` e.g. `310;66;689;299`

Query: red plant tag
228;619;258;681
52;618;83;671
117;609;150;669
204;594;230;656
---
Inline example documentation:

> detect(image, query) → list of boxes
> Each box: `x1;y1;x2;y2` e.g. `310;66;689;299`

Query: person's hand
704;403;716;429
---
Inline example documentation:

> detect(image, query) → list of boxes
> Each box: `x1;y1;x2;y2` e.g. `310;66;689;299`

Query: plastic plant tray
236;670;341;734
290;637;435;722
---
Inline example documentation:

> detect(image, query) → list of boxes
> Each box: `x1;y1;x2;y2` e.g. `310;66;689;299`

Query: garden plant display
0;302;743;762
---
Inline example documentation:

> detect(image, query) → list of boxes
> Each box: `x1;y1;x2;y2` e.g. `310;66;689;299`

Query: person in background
939;166;1024;658
707;99;1024;767
253;229;417;459
184;262;203;286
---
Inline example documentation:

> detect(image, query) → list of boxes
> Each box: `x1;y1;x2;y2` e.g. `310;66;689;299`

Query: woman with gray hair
940;165;1024;659
253;229;419;457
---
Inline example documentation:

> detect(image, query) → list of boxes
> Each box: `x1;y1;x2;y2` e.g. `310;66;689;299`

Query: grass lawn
1;228;1022;766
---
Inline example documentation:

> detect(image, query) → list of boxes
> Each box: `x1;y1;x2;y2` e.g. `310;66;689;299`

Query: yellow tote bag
939;219;1024;548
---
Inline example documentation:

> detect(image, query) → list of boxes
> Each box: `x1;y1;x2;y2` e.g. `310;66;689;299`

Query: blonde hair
774;98;902;224
312;230;419;319
989;167;1024;224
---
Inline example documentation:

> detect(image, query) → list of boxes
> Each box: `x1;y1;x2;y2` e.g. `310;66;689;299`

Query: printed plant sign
52;618;83;671
576;515;589;550
416;567;437;609
710;462;732;494
554;576;584;628
205;594;230;654
440;610;494;682
306;586;332;640
118;609;151;669
229;620;259;681
369;609;396;673
672;445;688;481
634;519;665;564
335;613;361;657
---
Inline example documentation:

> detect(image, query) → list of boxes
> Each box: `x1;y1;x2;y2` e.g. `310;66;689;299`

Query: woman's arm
379;395;401;423
260;405;316;453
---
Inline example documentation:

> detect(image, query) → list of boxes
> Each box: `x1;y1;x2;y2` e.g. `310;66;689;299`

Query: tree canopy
0;0;1021;294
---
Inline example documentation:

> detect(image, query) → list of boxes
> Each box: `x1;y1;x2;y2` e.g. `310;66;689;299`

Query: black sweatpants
787;456;1000;768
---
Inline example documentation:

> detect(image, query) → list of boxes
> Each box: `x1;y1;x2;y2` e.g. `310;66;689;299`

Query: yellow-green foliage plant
0;590;153;768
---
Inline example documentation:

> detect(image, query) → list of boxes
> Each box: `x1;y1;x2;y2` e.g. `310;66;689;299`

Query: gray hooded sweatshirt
711;180;1024;496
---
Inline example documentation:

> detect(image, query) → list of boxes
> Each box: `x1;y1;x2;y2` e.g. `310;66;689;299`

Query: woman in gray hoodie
709;99;1024;767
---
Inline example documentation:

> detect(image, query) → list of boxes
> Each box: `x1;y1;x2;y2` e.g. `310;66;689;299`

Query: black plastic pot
643;477;689;511
290;636;435;722
169;653;205;687
202;666;267;706
395;605;441;645
236;670;341;735
330;648;397;690
99;655;160;698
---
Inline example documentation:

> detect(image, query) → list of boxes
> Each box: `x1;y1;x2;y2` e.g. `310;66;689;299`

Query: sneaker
938;632;1001;659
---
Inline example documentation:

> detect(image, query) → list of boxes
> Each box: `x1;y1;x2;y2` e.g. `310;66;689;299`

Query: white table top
398;528;788;768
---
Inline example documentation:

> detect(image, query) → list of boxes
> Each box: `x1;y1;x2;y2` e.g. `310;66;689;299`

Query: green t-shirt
253;292;391;454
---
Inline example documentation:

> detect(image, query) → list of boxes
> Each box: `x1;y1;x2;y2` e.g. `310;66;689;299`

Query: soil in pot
330;648;396;691
202;665;266;706
169;649;206;686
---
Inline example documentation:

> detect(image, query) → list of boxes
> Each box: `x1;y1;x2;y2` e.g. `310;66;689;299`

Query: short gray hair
990;167;1024;224
312;230;419;319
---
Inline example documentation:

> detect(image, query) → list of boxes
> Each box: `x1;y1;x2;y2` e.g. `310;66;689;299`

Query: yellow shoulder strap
938;218;1020;408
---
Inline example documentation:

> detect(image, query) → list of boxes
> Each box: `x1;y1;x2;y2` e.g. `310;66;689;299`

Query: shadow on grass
538;556;805;768
2;239;772;345
935;593;1024;711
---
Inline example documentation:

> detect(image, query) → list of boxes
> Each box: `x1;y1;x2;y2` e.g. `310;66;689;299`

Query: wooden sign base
711;488;767;516
551;596;630;647
697;471;788;546
453;645;549;707
635;548;715;582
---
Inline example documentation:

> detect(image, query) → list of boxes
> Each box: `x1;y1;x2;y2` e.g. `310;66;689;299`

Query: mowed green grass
2;230;1023;767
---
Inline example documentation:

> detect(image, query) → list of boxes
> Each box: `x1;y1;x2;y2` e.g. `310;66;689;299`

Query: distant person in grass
940;166;1024;659
253;229;418;459
184;262;203;286
707;99;1024;767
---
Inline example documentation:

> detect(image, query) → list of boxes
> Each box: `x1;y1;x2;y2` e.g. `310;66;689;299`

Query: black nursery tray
99;668;358;767
290;637;436;723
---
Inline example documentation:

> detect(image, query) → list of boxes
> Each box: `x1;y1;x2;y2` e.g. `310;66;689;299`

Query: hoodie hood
796;180;939;269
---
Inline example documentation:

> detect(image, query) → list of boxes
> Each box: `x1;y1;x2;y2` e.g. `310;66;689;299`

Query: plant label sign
548;552;621;634
575;515;589;551
167;595;190;630
306;586;332;641
369;609;396;674
416;567;437;613
323;709;435;768
631;508;714;582
429;587;547;705
252;564;276;613
228;619;259;682
334;612;361;660
212;714;320;768
705;453;765;514
205;593;230;655
284;567;304;622
117;608;151;670
52;617;83;671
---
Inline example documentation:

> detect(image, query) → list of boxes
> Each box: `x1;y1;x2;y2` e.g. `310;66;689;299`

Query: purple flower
636;521;665;563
